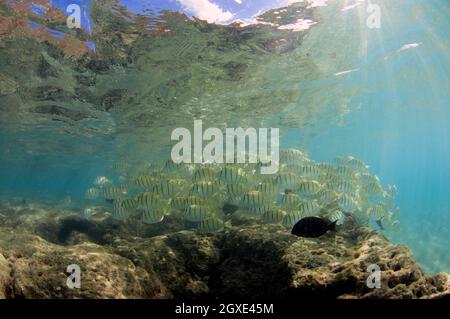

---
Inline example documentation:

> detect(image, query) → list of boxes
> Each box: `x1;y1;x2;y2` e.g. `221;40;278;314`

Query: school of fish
82;149;400;234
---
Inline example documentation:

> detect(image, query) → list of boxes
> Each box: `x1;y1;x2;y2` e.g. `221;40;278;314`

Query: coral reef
0;203;448;299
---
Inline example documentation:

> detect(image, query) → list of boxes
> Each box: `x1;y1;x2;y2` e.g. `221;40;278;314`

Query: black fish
291;216;337;238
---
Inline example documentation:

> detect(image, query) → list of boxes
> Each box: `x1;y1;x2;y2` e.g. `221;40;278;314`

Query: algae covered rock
0;203;448;299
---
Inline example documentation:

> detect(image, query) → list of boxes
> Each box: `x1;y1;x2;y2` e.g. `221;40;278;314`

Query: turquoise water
0;0;449;274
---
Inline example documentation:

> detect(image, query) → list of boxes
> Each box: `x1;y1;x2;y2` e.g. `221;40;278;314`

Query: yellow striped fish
82;207;94;220
281;193;302;209
337;195;359;212
152;180;178;198
85;187;100;199
142;208;166;224
249;204;272;216
282;211;304;228
336;165;356;179
137;192;166;210
298;200;321;216
219;165;245;184
298;180;322;196
134;175;156;188
328;210;345;225
327;181;357;195
256;181;278;196
226;183;248;199
367;203;386;220
103;187;126;200
299;164;322;179
280;149;308;164
197;217;225;233
184;204;210;222
170;196;189;211
112;201;129;221
263;209;286;224
275;172;300;189
193;166;218;182
191;181;218;199
241;190;268;208
348;157;369;173
318;163;336;174
317;189;338;205
120;197;138;210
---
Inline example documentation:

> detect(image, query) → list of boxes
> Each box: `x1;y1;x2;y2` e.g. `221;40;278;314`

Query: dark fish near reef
291;216;337;238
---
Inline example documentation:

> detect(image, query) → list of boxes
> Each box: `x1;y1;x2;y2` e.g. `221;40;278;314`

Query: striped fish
249;204;272;216
348;157;369;173
184;204;210;222
134;175;156;188
191;181;218;199
197;217;225;233
298;200;321;216
328;210;345;225
219;165;245;184
152;180;178;198
281;193;302;209
137;192;165;211
280;148;308;164
262;209;286;224
241;190;268;208
390;220;400;232
142;208;166;224
317;163;336;174
226;183;248;199
334;156;352;166
282;211;304;228
120;196;138;210
319;172;344;185
367;203;386;220
298;180;322;196
275;172;300;189
299;164;322;179
102;187;126;200
171;196;189;211
255;181;278;196
112;201;129;221
193;166;218;182
316;189;338;205
328;181;357;195
337;195;359;212
82;207;94;220
111;161;129;171
336;165;356;179
85;187;100;199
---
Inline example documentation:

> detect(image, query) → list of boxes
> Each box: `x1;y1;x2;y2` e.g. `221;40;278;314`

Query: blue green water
0;0;449;274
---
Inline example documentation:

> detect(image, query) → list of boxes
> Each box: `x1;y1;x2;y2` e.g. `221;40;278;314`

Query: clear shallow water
0;0;449;274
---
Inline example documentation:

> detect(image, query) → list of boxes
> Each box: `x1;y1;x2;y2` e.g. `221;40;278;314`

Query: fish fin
328;220;338;231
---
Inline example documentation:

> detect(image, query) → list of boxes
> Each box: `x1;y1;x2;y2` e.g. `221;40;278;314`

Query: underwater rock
0;231;168;298
0;253;12;298
0;204;448;299
110;231;220;298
